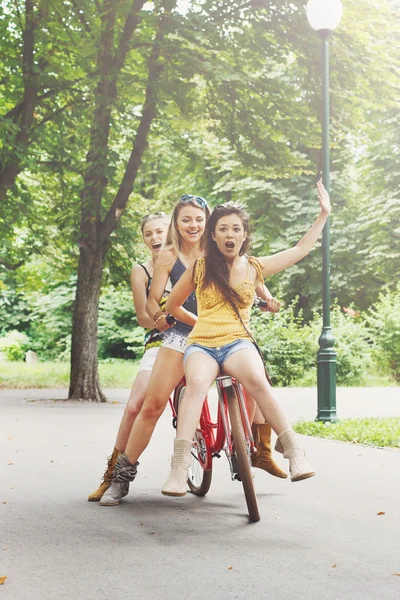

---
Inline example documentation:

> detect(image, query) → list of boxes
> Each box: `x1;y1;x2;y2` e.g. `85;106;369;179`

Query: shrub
98;286;143;359
0;330;31;361
251;302;316;386
366;285;400;381
307;305;375;386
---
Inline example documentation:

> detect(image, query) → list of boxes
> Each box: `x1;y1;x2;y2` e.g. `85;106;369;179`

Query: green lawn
294;417;400;449
0;360;140;389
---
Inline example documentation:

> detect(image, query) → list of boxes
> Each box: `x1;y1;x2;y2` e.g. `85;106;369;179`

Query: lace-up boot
88;447;120;502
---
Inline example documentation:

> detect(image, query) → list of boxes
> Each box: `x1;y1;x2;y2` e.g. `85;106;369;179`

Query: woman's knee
125;392;145;420
140;393;168;421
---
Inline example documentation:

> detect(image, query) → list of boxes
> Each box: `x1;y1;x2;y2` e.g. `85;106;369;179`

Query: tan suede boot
161;438;193;497
87;447;120;501
251;424;288;479
275;429;316;482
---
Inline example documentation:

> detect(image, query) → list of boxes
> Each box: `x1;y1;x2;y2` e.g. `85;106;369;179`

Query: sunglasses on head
215;202;245;211
180;194;208;209
140;211;166;222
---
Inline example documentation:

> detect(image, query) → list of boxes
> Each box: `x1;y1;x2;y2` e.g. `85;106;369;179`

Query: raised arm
165;264;197;327
130;265;155;329
258;182;331;277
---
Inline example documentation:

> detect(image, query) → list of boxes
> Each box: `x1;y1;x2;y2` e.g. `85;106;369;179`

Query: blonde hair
166;195;211;255
140;211;169;235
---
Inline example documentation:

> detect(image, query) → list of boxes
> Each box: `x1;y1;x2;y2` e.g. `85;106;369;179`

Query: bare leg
115;370;152;452
223;349;314;482
124;347;185;464
253;405;265;425
176;352;220;440
223;349;290;435
162;351;219;496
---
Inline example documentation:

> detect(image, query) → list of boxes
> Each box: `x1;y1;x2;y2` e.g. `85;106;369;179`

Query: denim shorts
184;339;256;368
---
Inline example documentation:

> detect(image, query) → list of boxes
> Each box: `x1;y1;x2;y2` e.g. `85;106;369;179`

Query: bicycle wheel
173;384;212;497
227;387;260;522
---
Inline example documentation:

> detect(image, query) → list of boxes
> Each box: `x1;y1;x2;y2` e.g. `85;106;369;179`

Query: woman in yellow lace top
162;181;331;496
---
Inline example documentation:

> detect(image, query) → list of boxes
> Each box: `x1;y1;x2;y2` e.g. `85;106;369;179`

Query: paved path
1;388;399;600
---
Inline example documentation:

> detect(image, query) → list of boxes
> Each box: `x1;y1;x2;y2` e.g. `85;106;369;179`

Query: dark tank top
169;257;198;335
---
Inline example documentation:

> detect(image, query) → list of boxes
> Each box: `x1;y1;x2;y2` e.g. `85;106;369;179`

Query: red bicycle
170;375;260;522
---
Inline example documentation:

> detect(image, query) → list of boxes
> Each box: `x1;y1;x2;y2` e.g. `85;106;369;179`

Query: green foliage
366;285;400;381
98;287;143;360
252;303;316;386
294;418;400;449
0;330;30;361
252;302;376;387
26;281;75;361
308;306;375;386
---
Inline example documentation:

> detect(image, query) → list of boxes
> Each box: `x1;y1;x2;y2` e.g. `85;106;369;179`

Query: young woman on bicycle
88;212;169;501
101;195;285;505
162;181;330;495
99;194;210;505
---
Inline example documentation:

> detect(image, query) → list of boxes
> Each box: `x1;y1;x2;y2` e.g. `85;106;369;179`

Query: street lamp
306;0;343;422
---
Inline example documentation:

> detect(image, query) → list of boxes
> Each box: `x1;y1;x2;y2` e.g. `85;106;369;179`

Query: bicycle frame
170;375;256;479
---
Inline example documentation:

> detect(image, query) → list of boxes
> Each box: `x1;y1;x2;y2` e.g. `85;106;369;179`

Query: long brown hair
201;203;251;309
166;195;211;255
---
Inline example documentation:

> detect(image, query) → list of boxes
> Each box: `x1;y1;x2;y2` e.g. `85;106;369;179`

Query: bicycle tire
173;384;212;497
227;386;260;522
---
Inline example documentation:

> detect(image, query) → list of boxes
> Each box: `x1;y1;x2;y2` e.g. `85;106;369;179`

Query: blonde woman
88;212;169;501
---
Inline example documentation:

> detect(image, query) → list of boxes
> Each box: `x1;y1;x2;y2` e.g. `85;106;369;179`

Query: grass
294;418;400;449
0;360;140;389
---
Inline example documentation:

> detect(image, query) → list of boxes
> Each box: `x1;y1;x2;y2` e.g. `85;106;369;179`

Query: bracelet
153;310;165;323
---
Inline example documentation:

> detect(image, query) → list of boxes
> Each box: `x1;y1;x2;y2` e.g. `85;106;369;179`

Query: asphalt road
1;388;399;600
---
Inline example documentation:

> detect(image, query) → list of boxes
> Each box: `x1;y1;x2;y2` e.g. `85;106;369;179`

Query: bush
0;330;31;361
307;305;375;386
252;301;376;387
27;281;75;360
366;284;400;381
252;302;316;386
98;286;143;359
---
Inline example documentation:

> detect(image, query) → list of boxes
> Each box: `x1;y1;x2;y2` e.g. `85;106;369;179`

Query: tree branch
100;2;176;242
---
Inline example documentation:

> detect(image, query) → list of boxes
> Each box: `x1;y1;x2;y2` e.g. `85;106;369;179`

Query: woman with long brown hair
162;182;330;495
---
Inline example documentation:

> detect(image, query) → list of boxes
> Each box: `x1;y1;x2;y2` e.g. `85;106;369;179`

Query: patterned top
169;257;198;335
187;256;264;348
139;264;168;352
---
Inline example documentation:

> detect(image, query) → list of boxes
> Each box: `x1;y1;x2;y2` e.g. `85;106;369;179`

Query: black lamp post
306;0;343;422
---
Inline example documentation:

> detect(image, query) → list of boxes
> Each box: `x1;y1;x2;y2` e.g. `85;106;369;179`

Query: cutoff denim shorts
184;339;256;368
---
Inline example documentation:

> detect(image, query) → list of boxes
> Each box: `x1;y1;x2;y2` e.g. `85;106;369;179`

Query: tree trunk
68;245;107;402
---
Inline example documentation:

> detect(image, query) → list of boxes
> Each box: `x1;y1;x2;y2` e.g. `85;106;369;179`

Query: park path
1;387;399;600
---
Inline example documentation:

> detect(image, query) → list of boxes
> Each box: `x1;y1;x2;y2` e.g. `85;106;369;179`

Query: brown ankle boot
88;447;120;501
251;424;288;479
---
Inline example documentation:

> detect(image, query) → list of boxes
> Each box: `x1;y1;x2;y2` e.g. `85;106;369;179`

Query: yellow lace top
187;256;264;348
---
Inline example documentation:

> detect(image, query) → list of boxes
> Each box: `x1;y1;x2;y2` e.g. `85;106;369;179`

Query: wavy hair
166;195;211;255
201;203;251;309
